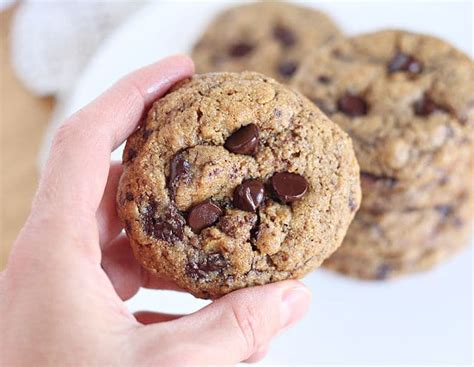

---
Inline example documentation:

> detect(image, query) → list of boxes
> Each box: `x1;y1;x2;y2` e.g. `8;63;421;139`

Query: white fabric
10;0;144;96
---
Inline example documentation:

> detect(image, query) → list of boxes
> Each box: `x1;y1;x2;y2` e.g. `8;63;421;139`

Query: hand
0;55;311;365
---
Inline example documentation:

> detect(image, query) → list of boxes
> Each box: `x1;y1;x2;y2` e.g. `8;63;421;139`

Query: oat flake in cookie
117;72;361;298
192;2;341;83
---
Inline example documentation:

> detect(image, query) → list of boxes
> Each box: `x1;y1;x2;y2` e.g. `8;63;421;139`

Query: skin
0;55;311;366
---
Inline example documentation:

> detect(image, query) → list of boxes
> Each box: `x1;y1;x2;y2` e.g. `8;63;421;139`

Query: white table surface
40;1;473;364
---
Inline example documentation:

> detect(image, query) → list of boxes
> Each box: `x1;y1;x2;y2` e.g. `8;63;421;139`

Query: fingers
135;281;311;365
101;235;183;300
134;311;183;325
97;161;123;247
34;55;194;222
245;345;270;364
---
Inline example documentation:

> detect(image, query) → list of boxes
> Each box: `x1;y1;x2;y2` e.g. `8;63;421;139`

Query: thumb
135;280;311;365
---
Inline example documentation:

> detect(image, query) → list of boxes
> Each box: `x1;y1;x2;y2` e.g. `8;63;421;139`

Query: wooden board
0;7;55;269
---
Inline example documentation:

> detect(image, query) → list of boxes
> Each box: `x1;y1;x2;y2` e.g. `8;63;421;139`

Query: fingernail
280;285;311;329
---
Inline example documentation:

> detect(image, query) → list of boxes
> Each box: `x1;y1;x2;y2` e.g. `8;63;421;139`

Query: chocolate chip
224;124;259;155
187;201;223;233
388;52;423;75
277;60;298;77
376;264;392;280
413;95;441;116
127;148;137;162
273;25;296;47
142;202;185;242
435;205;453;218
317;75;331;84
233;179;265;212
348;195;358;212
186;253;227;279
229;42;254;57
271;172;308;203
167;152;191;198
125;192;134;201
337;93;368;117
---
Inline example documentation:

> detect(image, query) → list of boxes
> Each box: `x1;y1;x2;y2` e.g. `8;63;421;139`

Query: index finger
34;55;194;219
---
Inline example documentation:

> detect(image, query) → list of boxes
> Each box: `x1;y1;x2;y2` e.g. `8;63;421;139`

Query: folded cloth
10;0;143;96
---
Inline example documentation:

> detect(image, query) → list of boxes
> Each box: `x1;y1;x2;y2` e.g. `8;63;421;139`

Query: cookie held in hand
117;72;360;298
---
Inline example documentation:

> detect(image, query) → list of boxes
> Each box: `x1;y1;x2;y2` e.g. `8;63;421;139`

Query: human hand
0;55;311;365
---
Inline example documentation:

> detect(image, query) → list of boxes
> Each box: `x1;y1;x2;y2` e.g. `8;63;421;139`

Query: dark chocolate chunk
317;75;331;84
229;42;254;57
142;201;185;242
186;253;228;279
278;60;298;77
388;52;423;75
413;95;441;116
376;264;392;280
233;179;265;212
273;25;296;47
167;151;191;198
125;192;134;201
224;123;259;155
271;172;308;203
337;93;368;117
187;201;223;233
126;148;137;162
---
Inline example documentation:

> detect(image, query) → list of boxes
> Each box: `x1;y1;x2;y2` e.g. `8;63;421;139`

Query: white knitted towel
10;0;144;96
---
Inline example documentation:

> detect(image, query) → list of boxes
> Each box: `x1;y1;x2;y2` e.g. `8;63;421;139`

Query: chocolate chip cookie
293;29;474;195
293;30;474;279
192;2;341;83
117;72;361;298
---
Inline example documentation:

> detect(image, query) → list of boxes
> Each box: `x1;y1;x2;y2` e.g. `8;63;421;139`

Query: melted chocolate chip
413;95;442;116
142;202;185;242
224;124;259;155
187;201;223;233
271;172;308;203
337;93;368;117
127;148;137;162
233;179;265;212
361;171;398;189
435;205;453;218
168;151;191;198
348;195;358;212
273;25;296;47
388;52;423;75
125;192;134;201
229;42;254;57
376;264;392;280
186;253;228;279
317;75;331;84
278;60;298;77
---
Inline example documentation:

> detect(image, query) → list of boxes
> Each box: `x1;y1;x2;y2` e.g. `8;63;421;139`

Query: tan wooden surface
0;7;55;269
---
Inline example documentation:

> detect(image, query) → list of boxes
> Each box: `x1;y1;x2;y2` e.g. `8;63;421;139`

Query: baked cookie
360;158;473;212
293;30;474;191
324;190;473;279
192;2;341;83
117;72;361;298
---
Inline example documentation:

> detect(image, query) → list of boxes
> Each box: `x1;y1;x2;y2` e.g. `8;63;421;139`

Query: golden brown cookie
192;2;341;83
117;72;361;298
293;30;474;191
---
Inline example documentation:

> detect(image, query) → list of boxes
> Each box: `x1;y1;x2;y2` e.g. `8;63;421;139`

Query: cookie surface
293;30;474;192
324;189;473;279
117;72;360;298
192;2;341;83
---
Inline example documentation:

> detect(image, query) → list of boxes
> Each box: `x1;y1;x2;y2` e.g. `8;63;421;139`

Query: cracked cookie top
117;72;360;298
191;2;341;82
293;30;474;185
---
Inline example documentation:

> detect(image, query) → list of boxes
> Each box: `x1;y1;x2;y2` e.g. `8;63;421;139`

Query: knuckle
229;301;261;356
